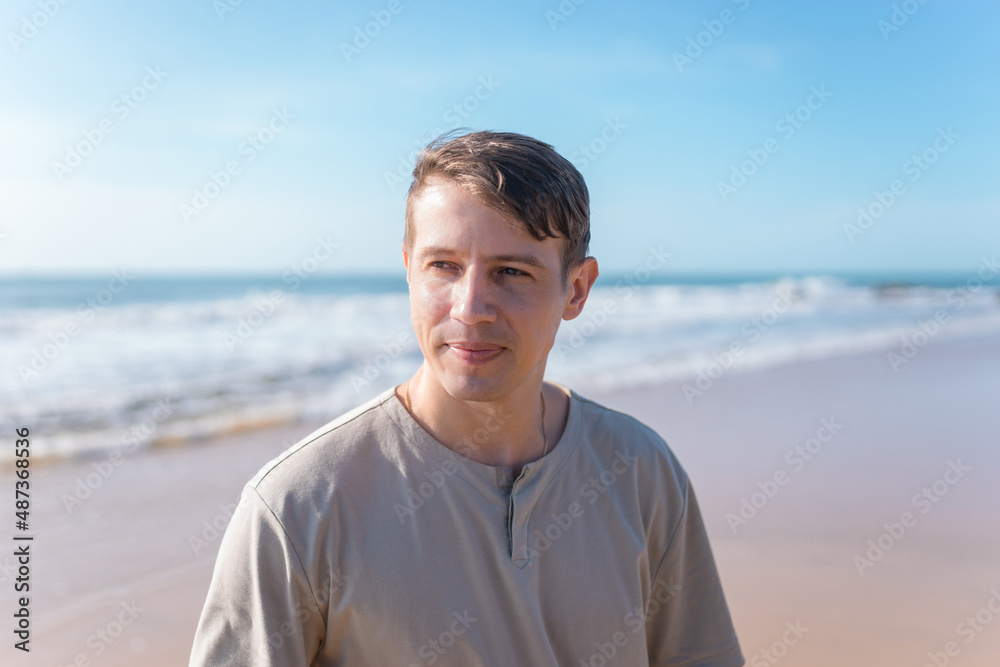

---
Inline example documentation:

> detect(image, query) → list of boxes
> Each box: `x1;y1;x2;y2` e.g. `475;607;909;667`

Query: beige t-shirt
190;383;743;666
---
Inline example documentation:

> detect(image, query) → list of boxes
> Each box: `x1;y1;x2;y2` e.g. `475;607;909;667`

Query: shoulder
564;385;690;495
246;387;401;503
568;387;685;464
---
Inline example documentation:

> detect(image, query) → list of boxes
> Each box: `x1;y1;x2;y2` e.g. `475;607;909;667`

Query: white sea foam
2;276;997;460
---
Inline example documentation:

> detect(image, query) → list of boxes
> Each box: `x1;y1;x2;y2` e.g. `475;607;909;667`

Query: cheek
513;300;562;343
410;285;449;327
501;288;545;313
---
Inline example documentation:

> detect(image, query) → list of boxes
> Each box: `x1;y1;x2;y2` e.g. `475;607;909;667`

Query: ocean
2;270;999;460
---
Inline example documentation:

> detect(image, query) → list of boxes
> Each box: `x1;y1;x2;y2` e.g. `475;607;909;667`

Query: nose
450;266;496;325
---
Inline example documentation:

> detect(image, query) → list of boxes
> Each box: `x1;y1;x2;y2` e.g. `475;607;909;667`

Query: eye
499;267;530;278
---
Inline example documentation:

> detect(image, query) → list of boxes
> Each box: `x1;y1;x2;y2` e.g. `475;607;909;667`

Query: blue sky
1;0;996;276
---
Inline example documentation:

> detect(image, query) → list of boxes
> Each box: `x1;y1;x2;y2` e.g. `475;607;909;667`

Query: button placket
508;465;531;568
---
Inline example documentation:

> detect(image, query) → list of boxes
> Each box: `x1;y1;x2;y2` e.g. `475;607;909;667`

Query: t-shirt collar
378;382;583;503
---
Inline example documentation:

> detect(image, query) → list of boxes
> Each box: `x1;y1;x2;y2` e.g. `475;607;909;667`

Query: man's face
404;177;593;403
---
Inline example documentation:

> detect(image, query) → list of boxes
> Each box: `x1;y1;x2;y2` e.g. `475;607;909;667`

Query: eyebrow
415;246;549;271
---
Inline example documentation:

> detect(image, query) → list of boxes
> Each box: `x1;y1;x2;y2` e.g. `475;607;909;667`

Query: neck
402;365;550;469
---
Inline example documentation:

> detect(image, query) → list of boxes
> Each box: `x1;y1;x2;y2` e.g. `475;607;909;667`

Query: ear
402;243;410;283
561;257;599;321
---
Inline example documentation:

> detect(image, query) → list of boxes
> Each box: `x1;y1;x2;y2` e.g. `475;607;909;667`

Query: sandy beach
4;333;999;666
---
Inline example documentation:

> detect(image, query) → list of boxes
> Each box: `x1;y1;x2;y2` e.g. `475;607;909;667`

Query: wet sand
591;332;1000;666
4;333;999;666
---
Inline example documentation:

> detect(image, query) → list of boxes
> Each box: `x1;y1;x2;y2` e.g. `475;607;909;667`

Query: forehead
409;177;555;252
410;177;494;222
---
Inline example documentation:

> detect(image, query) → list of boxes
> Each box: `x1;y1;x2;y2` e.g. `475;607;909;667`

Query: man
190;130;744;666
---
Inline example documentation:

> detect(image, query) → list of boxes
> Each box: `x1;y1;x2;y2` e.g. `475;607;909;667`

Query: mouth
445;342;505;365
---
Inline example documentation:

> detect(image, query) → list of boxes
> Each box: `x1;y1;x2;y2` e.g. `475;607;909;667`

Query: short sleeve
646;480;744;666
189;486;326;666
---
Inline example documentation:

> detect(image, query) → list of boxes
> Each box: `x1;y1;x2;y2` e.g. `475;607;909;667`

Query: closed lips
448;343;502;351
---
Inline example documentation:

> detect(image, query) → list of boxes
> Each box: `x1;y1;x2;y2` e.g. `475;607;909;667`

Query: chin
440;372;510;403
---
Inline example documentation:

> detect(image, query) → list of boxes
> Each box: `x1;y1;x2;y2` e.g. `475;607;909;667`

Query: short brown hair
403;129;590;286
